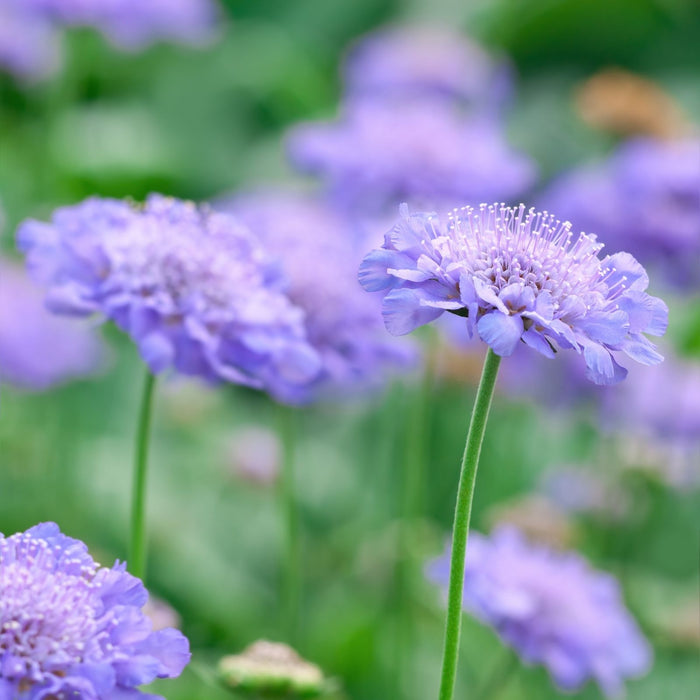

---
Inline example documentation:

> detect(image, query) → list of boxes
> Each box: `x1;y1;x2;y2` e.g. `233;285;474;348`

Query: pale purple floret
288;100;535;214
222;193;415;403
426;528;652;697
0;522;190;699
540;138;700;290
359;203;668;385
17;194;322;398
342;24;512;108
0;258;105;390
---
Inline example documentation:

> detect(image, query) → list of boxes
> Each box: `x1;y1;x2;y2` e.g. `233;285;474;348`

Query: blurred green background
1;0;699;698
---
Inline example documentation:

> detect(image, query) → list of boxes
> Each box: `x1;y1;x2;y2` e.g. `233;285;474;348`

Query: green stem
129;370;156;581
279;405;300;643
437;349;501;700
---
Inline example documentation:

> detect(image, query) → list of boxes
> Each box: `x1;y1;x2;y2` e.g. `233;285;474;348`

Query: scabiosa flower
17;194;322;398
360;203;668;385
288;100;535;214
342;24;512;109
427;527;652;697
0;258;105;390
221;193;415;403
0;522;190;698
540;137;700;289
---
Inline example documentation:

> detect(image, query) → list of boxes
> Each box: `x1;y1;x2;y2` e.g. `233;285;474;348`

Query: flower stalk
129;369;157;581
438;348;501;700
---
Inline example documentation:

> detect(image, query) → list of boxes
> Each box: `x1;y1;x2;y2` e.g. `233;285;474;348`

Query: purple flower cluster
18;194;322;398
222;193;415;402
0;522;190;699
0;0;218;79
342;24;512;108
541;138;700;290
427;528;651;697
360;203;668;384
288;100;535;215
0;258;105;390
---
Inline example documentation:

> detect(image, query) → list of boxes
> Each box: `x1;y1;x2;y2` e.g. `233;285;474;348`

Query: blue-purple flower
17;194;322;397
288;100;535;214
0;258;105;390
0;522;190;699
221;193;415;403
427;527;652;697
342;24;512;108
360;203;668;384
540;137;700;290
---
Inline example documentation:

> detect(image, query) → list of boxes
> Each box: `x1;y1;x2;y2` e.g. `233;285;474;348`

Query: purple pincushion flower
427;528;652;697
0;258;105;390
0;522;190;699
288;100;535;214
17;194;323;398
540;138;700;290
342;24;512;108
360;203;668;385
221;193;415;403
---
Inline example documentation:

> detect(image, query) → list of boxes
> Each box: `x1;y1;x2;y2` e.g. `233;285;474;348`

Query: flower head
17;194;322;397
342;24;512;108
540;138;700;290
0;522;190;699
360;203;668;384
427;528;652;697
0;258;105;390
288;100;535;215
222;193;415;403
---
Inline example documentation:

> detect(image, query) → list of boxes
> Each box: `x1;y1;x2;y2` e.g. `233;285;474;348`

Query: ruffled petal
477;312;524;356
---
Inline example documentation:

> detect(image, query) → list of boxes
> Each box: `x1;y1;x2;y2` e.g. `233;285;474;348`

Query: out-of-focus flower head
342;24;512;109
288;100;535;215
225;424;281;486
0;0;61;79
540;137;700;290
219;640;329;697
0;0;218;79
575;68;690;140
427;527;652;697
29;0;219;49
221;193;415;403
17;194;323;399
0;522;190;698
0;258;105;390
600;349;700;489
360;203;668;385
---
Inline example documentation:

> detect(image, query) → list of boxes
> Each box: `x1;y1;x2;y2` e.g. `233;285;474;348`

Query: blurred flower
25;0;219;48
18;194;323;399
222;193;415;403
540;137;700;290
427;527;652;697
601;349;700;489
0;522;190;698
575;68;689;139
225;424;281;486
288;100;535;214
343;24;512;109
360;203;668;385
143;595;182;631
218;640;327;696
0;258;105;390
539;466;631;520
0;1;61;79
485;495;576;549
